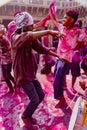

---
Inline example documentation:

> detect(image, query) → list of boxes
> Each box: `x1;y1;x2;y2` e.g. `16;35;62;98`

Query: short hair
66;10;79;23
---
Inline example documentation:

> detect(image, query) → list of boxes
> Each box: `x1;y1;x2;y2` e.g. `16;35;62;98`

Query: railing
8;0;80;9
0;0;86;26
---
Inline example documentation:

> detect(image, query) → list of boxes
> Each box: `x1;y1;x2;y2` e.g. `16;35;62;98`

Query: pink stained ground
0;70;84;130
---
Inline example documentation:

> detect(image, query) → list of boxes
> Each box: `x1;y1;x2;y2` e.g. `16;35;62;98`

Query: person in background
6;20;17;42
0;24;15;93
41;23;56;75
70;50;81;93
49;1;87;108
81;47;87;75
82;25;87;74
11;11;64;128
79;25;87;89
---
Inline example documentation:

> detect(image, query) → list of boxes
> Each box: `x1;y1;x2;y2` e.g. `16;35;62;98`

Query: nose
62;20;65;24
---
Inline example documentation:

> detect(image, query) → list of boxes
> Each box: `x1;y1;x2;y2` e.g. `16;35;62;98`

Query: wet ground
0;65;85;130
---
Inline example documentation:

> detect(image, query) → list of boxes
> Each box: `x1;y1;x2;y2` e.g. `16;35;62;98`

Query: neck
65;23;74;30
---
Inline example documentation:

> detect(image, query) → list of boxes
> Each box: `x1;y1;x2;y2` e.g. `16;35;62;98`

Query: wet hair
66;10;79;23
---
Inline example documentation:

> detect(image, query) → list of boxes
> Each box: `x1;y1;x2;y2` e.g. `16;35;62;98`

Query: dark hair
66;10;79;23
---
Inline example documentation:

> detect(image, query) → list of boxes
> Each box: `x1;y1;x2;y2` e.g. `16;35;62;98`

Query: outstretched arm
33;14;50;29
49;0;59;29
48;50;69;62
31;30;64;40
33;0;58;30
48;49;60;59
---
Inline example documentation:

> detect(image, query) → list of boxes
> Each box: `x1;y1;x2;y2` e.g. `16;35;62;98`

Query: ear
71;17;74;23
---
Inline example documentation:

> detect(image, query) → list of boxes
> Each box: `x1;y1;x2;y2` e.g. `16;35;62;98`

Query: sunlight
75;0;87;7
0;0;11;7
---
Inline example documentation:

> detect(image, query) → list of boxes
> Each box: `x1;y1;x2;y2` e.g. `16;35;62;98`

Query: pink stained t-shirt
57;24;85;62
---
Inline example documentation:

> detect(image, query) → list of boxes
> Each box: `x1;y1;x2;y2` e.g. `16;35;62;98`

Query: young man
11;11;64;128
49;2;86;108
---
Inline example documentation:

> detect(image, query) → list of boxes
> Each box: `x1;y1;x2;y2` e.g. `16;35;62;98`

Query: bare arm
49;0;59;29
33;1;58;29
33;14;50;29
48;50;59;59
30;30;64;40
48;50;69;62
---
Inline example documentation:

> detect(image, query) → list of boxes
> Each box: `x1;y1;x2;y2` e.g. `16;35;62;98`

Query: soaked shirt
57;24;85;62
11;32;50;86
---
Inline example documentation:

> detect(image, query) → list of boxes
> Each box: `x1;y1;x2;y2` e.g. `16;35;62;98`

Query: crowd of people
0;1;87;129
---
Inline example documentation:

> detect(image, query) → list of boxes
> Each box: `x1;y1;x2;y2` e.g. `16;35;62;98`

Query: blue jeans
53;60;70;99
21;79;45;119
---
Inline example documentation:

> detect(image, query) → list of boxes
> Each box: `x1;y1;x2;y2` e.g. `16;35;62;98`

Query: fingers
55;33;65;38
57;56;69;63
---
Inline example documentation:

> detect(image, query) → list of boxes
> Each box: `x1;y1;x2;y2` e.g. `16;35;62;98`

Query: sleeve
11;32;33;49
32;39;50;54
4;36;11;50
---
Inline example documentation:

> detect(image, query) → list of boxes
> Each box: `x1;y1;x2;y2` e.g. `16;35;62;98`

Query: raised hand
49;0;57;20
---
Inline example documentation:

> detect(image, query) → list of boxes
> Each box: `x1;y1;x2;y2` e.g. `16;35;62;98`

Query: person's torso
11;33;38;86
57;25;84;62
